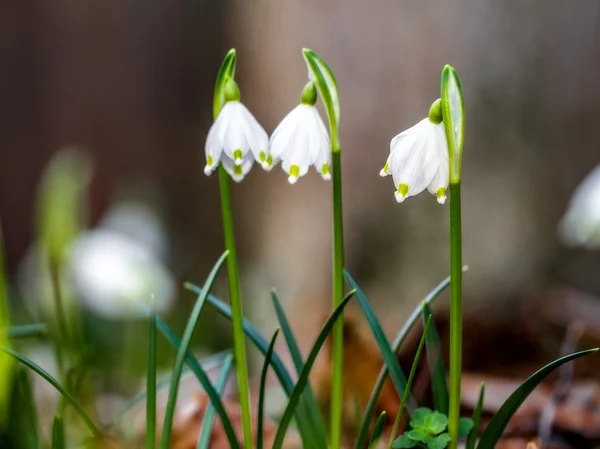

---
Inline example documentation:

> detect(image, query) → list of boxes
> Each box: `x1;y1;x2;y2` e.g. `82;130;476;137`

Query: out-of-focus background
2;0;600;441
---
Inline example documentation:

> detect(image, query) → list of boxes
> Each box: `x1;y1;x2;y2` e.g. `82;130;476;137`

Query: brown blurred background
2;0;600;368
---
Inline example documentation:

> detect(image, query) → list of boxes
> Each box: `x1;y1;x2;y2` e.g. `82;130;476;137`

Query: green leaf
197;354;234;449
466;383;485;449
410;407;433;428
271;289;356;449
421;303;449;415
458;418;474;437
407;429;433;443
270;290;327;448
426;411;448;434
369;411;386;448
355;270;465;449
199;288;314;445
159;252;238;449
155;319;238;447
477;349;598;449
5;324;48;340
146;297;157;449
440;65;465;184
302;49;340;148
212;49;237;119
428;433;451;449
256;329;280;449
2;347;100;437
392;433;418;448
344;271;414;412
51;414;65;449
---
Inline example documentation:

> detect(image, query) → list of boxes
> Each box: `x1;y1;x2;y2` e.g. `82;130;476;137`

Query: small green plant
392;408;472;449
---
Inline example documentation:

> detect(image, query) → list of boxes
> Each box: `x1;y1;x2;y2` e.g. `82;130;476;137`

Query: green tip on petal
233;165;243;176
233;149;243;165
267;155;273;166
379;162;389;177
398;184;409;197
207;155;213;166
259;151;266;163
301;81;318;106
288;164;300;184
224;79;241;102
428;99;443;124
436;187;447;204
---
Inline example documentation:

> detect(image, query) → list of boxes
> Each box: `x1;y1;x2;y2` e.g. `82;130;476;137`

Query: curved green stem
448;181;462;448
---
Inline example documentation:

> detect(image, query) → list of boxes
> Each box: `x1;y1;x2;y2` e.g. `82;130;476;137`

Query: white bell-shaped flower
559;164;600;248
267;82;331;184
380;111;449;204
204;79;268;182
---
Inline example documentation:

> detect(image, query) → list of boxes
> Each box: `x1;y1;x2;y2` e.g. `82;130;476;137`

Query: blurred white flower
559;164;600;248
204;80;268;182
380;117;449;204
69;230;175;320
268;82;331;184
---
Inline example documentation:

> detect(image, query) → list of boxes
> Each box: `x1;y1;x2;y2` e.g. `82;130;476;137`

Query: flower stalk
440;65;465;449
211;49;253;448
302;48;344;448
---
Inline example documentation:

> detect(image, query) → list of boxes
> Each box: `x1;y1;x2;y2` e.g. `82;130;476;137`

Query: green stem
217;165;253;448
330;148;345;449
146;298;157;449
448;181;462;449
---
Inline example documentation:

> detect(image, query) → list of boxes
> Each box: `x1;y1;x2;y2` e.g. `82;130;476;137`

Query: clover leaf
425;411;448;434
410;407;433;428
458;417;474;437
428;433;451;449
392;434;418;448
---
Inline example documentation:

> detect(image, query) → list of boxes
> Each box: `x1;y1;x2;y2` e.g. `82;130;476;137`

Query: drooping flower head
267;81;331;184
204;79;268;182
380;100;449;204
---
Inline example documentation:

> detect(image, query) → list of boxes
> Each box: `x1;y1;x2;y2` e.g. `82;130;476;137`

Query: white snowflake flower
380;114;449;204
267;82;331;184
559;164;600;248
204;79;268;182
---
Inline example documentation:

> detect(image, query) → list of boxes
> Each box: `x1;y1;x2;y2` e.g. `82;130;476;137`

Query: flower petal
221;152;254;183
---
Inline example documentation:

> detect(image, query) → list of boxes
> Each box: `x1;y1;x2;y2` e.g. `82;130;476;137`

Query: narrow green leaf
51;414;65;449
466;383;484;449
422;302;449;415
389;319;431;449
155;319;238;447
196;354;234;449
256;329;280;449
344;270;413;411
355;270;465;449
196;287;314;445
477;349;598;449
3;347;100;437
440;65;465;184
212;49;237;119
369;411;386;448
159;251;237;449
302;49;340;149
271;290;356;449
270;290;327;448
146;297;157;449
5;324;48;339
19;367;40;449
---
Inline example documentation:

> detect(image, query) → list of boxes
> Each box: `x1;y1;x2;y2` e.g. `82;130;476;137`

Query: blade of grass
193;286;314;445
271;290;327;448
196;353;234;449
159;251;234;449
19;367;40;449
2;347;100;437
111;351;231;425
354;269;466;449
146;296;157;449
271;289;356;449
51;415;65;449
422;302;449;414
477;349;598;449
466;383;484;449
5;324;48;339
344;271;414;410
369;411;386;449
257;328;280;449
388;315;431;449
155;318;239;448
